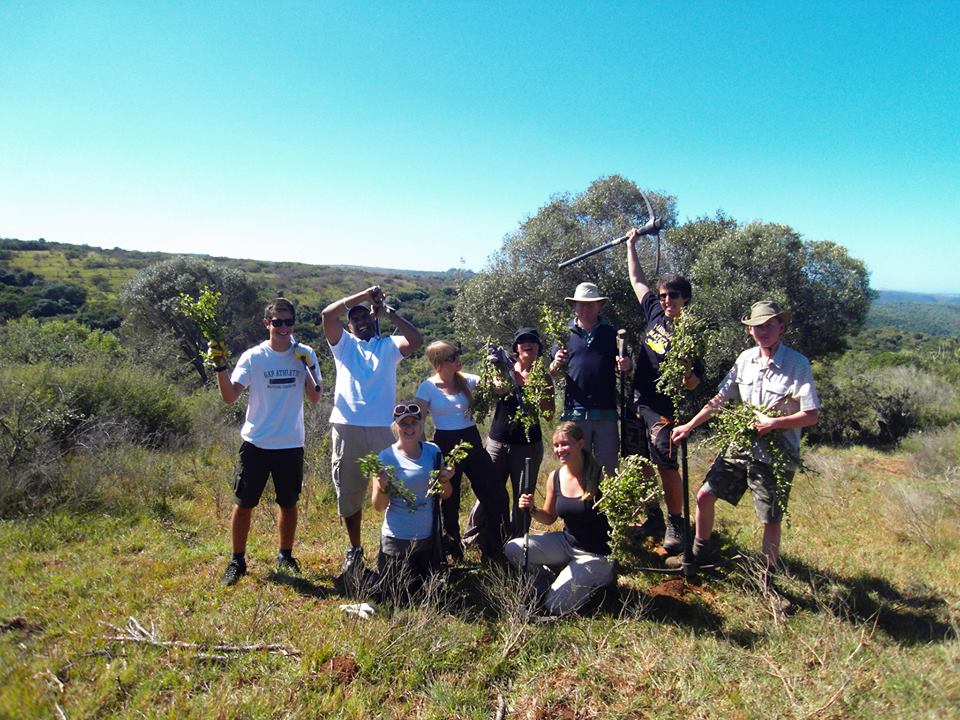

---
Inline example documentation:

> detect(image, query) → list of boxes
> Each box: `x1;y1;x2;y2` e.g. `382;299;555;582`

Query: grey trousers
504;531;615;616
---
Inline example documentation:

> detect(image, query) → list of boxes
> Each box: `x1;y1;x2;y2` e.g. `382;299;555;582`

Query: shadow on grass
267;571;334;599
778;556;956;645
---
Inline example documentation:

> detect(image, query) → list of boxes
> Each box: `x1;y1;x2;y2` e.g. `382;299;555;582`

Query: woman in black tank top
503;422;615;616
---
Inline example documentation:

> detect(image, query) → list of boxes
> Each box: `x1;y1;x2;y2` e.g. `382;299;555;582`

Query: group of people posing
209;229;820;615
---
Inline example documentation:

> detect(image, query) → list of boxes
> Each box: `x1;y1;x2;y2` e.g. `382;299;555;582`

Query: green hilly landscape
1;236;958;718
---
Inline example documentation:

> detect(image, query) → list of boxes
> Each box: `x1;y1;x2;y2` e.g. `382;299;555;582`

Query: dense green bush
0;317;122;364
810;355;960;446
0;360;191;514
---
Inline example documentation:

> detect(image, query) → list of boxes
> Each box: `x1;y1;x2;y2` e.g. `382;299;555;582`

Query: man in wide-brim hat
671;299;819;587
548;282;630;473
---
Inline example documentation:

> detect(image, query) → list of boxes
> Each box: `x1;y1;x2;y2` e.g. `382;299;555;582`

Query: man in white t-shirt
210;297;323;586
322;285;423;584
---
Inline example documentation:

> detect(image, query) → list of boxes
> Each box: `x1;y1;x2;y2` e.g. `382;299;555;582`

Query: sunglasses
393;404;422;418
445;351;462;363
269;318;296;327
658;291;681;301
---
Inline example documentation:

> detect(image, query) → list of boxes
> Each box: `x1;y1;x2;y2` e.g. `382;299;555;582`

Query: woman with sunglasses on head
370;403;454;603
623;229;704;556
504;421;615;616
416;340;509;562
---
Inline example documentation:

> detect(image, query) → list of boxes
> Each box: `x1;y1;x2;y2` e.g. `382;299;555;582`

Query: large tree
120;257;263;382
456;178;874;413
454;175;676;345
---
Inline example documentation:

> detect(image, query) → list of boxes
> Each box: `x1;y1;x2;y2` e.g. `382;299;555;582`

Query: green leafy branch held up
655;308;707;418
177;286;229;369
705;403;793;521
595;454;660;560
358;452;418;511
428;440;473;496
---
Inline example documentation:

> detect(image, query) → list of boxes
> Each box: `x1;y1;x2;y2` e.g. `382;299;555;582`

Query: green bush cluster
809;353;960;446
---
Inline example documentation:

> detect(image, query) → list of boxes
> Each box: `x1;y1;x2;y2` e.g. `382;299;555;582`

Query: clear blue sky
2;2;958;292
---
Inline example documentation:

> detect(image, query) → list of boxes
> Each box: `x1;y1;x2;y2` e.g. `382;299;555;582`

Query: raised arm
383;306;423;357
321;285;382;346
625;229;651;304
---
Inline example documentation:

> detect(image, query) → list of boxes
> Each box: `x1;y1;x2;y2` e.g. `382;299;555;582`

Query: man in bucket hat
670;300;819;585
548;282;630;473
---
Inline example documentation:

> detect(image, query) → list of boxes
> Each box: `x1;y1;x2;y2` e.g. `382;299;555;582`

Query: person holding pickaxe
322;285;423;588
624;229;703;556
211;297;323;586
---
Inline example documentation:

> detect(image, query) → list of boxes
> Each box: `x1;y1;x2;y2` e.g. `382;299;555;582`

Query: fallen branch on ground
101;617;300;658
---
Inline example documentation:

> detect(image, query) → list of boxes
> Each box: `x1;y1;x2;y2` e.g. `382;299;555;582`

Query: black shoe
221;558;247;586
276;555;301;574
665;537;718;569
635;507;666;540
662;514;688;555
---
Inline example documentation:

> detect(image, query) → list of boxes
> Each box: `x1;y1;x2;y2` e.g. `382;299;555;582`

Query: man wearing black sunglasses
624;228;703;555
211;297;322;586
322;285;423;585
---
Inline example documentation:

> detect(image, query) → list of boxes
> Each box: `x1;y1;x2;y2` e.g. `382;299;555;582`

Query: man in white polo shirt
322;285;423;584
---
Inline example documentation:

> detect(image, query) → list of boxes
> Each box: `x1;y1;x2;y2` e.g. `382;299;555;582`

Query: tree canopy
455;177;874;411
120;257;263;382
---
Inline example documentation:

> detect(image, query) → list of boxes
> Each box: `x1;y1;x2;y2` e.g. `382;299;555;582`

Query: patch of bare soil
647;578;703;601
320;655;358;683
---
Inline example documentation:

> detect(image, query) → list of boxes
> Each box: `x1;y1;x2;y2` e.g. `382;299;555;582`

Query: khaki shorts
701;453;797;524
331;423;394;517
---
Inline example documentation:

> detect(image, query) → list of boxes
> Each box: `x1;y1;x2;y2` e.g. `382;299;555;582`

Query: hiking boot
221;558;247;586
337;547;364;584
662;514;688;556
665;537;717;570
634;506;666;540
276;554;301;574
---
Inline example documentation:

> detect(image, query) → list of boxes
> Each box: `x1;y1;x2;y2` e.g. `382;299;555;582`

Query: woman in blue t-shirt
504;421;615;616
370;403;453;603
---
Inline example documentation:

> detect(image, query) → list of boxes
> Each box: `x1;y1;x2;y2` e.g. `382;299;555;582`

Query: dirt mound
321;655;358;683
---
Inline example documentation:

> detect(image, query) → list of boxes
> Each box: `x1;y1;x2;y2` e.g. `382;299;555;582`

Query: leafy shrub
0;317;123;365
811;355;960;446
0;360;191;515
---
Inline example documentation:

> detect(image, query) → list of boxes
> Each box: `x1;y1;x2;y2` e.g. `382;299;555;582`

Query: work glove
207;340;229;370
292;343;316;369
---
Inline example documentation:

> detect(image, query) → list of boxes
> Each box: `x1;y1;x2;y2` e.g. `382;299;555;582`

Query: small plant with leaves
471;340;511;425
706;402;793;521
595;454;660;559
177;286;228;368
655;307;707;417
357;451;418;510
511;356;553;442
539;304;570;350
427;440;473;495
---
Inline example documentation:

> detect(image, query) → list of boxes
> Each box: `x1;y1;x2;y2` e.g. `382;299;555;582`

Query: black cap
512;327;544;355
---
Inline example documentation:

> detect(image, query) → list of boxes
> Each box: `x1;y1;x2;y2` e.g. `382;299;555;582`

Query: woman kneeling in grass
504;421;615;616
370;403;453;603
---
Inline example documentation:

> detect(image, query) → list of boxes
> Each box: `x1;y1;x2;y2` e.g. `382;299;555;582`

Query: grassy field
1;426;957;719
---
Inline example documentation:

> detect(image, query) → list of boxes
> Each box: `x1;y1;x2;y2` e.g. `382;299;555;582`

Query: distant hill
867;290;960;338
0;237;469;341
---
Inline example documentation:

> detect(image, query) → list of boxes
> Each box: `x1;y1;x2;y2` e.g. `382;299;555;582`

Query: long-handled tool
521;456;532;574
558;188;663;270
291;336;321;392
617;329;629;458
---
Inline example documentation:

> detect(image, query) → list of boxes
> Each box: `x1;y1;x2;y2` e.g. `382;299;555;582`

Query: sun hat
741;300;792;326
512;327;544;356
564;282;608;306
